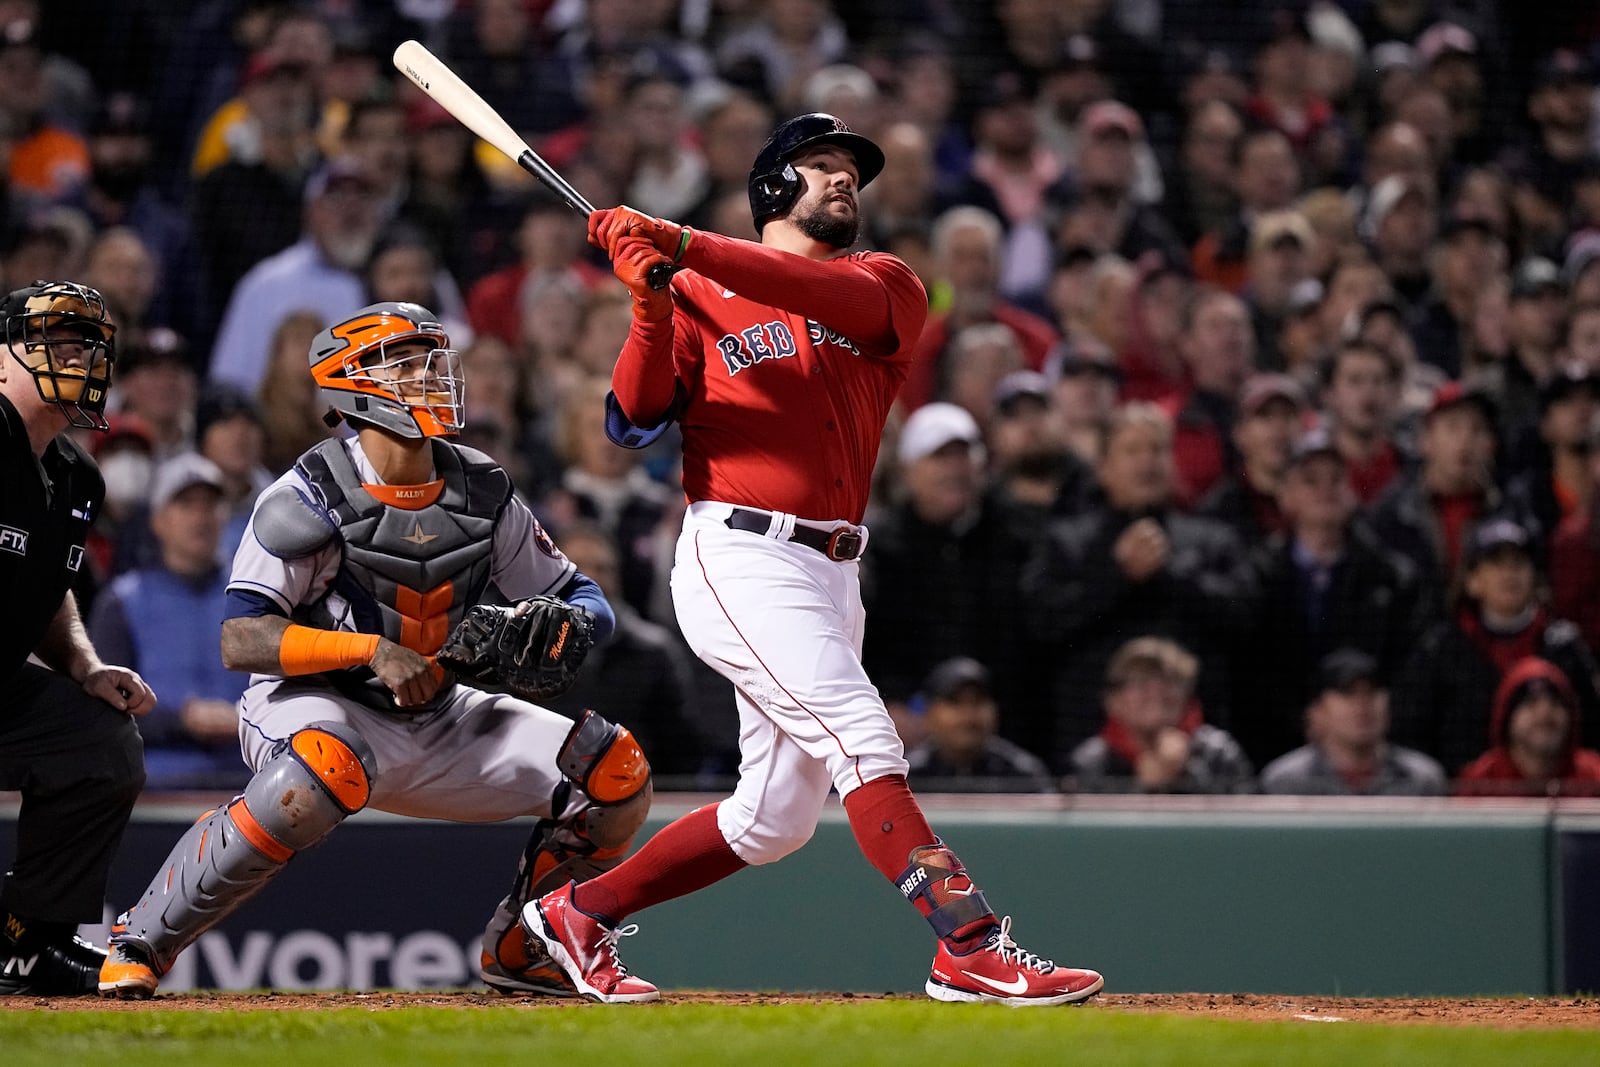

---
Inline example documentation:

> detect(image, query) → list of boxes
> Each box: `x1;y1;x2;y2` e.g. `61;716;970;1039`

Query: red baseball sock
570;803;745;924
844;775;996;951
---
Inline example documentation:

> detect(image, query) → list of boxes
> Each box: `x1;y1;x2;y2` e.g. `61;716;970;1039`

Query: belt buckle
825;528;862;561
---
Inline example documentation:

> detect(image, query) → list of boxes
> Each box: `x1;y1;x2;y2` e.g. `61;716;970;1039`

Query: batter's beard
793;198;861;249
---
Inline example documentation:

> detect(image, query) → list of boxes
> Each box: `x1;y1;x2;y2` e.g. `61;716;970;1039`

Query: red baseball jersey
613;232;928;523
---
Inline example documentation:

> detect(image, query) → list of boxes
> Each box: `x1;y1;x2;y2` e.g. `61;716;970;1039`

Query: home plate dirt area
4;991;1598;1027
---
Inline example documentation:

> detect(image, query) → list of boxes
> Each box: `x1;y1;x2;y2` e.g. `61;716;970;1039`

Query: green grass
2;1002;1597;1067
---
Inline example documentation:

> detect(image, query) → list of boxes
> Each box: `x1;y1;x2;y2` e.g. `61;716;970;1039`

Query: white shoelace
992;916;1057;975
594;922;641;975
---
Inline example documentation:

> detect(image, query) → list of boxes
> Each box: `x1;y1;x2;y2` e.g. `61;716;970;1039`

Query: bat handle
646;262;676;291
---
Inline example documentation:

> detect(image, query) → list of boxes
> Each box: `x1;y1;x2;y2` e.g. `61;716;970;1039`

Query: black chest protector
293;437;513;654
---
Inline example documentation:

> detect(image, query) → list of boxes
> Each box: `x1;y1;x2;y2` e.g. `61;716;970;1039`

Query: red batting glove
588;206;690;262
613;237;674;322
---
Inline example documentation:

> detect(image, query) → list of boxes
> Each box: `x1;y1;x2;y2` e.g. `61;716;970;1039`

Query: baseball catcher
97;301;651;999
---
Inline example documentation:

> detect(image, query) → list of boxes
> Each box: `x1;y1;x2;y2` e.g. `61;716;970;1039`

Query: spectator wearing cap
1393;517;1600;774
987;368;1095;527
1243;210;1316;369
87;453;249;790
0;19;89;202
1456;657;1600;797
1505;364;1600;540
1046;336;1123;468
1069;635;1253;794
84;415;157;581
1478;257;1572;444
1363;174;1438;314
111;327;196;461
1236;430;1429;766
899;206;1058;411
1367;381;1506;612
1512;50;1599;208
1036;36;1167;210
189;49;320;343
1059;101;1188;271
1415;21;1495;166
78;93;191;332
1160;286;1256;509
208;158;382;391
1023;403;1257;764
905;658;1054;794
863;403;1040;753
1198;373;1307;544
1190;126;1301;294
1260;649;1446;796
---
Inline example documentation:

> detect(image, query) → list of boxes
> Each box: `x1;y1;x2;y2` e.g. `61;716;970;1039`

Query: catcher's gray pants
238;677;573;822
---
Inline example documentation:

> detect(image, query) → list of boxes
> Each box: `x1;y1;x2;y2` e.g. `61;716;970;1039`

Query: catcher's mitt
436;596;594;700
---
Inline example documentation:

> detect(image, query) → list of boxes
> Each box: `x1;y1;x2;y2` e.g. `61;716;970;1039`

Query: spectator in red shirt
465;198;606;346
899;205;1057;411
1319;339;1406;504
1457;657;1600;796
1162;286;1255;508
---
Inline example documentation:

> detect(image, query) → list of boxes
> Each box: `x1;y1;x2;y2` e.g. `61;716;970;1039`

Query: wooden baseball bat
392;39;674;290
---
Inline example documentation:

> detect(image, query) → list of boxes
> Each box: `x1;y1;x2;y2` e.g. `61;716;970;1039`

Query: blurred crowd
13;0;1600;796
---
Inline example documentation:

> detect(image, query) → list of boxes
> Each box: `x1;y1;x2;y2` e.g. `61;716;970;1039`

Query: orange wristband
278;625;381;676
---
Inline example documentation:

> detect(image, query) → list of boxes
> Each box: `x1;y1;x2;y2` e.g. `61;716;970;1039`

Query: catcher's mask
309;301;464;439
2;280;117;430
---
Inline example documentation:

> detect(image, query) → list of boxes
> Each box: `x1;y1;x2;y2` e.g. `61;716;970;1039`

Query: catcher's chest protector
295;437;512;654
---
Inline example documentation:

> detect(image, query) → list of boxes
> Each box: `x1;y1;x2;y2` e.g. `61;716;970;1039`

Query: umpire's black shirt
0;392;104;681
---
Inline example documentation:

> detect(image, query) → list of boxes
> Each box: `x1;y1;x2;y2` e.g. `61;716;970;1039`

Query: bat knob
646;262;677;291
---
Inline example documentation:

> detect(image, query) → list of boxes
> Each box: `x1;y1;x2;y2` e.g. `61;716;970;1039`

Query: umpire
0;281;153;996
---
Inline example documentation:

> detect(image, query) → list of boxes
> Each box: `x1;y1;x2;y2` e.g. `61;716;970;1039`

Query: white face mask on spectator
100;451;154;512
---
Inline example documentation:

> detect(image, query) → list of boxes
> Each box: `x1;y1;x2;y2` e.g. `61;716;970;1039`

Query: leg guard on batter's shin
898;843;998;945
480;711;651;993
109;723;376;977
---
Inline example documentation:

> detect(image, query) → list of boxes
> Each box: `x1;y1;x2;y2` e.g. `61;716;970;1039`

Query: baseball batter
521;114;1104;1005
98;302;652;998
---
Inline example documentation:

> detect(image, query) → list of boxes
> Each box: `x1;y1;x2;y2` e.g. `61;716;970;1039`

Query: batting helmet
2;280;117;430
747;113;885;233
308;302;464;439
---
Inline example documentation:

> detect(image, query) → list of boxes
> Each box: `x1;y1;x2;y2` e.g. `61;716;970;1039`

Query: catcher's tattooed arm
221;613;442;707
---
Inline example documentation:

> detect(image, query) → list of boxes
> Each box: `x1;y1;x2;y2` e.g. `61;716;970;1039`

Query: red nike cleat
927;917;1104;1007
522;881;660;1003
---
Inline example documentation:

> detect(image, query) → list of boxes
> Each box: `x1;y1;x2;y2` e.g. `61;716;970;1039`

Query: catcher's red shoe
522;881;659;1003
926;917;1104;1007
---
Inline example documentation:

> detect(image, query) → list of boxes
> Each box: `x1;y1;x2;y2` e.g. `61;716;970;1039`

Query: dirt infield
3;991;1598;1028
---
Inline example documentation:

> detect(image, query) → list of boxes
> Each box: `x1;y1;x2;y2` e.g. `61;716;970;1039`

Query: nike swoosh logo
961;970;1029;995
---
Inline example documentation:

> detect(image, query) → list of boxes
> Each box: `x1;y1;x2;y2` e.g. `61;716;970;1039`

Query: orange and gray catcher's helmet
2;280;117;430
309;301;464;439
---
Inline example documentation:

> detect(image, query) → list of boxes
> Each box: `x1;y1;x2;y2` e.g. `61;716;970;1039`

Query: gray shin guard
481;721;653;962
113;723;376;974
